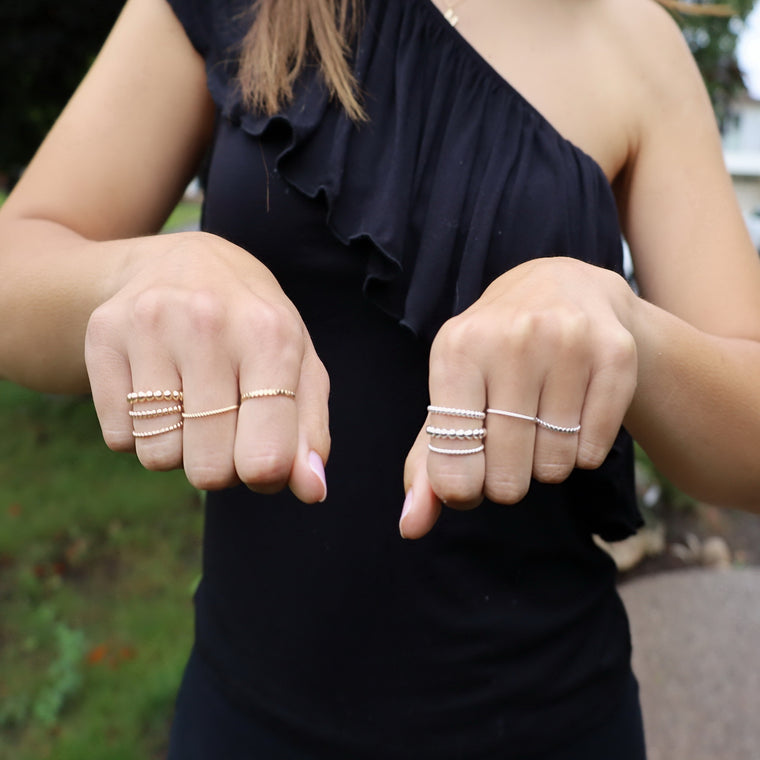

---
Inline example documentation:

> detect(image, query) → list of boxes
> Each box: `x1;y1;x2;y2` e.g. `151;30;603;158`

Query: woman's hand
85;232;330;503
400;257;638;538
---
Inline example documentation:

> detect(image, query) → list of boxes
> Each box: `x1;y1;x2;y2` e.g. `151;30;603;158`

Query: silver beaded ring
535;417;581;434
425;425;487;440
426;405;486;420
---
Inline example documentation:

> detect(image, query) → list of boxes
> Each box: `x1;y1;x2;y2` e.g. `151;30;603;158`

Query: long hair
237;0;365;121
237;0;732;120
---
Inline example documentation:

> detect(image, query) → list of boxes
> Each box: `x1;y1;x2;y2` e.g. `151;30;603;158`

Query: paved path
619;568;760;760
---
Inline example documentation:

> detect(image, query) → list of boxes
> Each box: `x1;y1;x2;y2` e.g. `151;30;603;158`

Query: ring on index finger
426;406;487;456
128;389;184;438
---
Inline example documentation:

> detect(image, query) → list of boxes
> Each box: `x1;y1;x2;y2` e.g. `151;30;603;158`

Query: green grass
0;382;202;760
162;200;201;233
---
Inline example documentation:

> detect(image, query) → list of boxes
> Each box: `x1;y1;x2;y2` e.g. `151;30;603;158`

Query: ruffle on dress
181;0;624;342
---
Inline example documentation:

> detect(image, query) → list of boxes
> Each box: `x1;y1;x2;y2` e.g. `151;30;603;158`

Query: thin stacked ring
127;387;297;439
182;404;239;419
487;408;581;434
241;388;296;401
128;389;184;439
425;403;581;456
426;405;487;455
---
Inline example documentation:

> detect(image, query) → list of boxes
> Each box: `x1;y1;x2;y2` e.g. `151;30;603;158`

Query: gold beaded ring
240;389;296;402
127;389;183;404
129;404;184;419
182;404;240;419
132;420;184;438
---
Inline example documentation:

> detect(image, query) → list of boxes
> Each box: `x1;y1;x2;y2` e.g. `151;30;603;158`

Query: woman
1;0;759;757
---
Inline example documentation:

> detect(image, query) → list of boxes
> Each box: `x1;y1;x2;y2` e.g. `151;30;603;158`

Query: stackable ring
132;420;184;438
428;443;485;456
486;408;581;434
426;426;487;440
535;417;581;434
129;404;183;419
182;404;240;420
485;408;536;423
426;405;486;420
127;390;183;404
240;389;296;402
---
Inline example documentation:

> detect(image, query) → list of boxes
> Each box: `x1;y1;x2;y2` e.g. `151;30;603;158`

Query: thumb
400;427;442;539
289;343;331;504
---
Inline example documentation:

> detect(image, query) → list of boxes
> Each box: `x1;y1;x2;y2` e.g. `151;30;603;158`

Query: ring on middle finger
181;404;240;420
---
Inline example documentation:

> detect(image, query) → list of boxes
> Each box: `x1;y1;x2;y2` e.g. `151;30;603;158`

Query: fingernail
308;450;327;503
399;488;413;539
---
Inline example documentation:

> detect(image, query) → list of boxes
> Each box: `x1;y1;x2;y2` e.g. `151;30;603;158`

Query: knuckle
136;443;182;472
429;469;481;505
600;329;637;370
431;316;478;365
186;463;237;491
86;305;119;348
239;302;305;366
576;438;610;470
186;290;227;337
132;288;172;332
102;427;134;453
532;459;574;485
236;447;293;489
484;472;530;505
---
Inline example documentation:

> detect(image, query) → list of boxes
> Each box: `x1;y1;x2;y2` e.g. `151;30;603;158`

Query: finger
400;426;442;539
531;348;588;484
234;319;304;494
85;308;135;453
576;330;637;470
178;359;240;492
427;338;486;509
127;336;185;472
287;342;331;504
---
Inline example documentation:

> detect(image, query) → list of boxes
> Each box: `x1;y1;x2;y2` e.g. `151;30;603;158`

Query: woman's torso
169;0;645;756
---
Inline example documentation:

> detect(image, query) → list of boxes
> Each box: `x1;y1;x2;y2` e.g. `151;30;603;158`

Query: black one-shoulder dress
165;0;647;757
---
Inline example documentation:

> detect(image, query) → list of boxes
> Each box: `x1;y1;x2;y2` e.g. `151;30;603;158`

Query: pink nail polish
308;450;327;503
399;488;413;538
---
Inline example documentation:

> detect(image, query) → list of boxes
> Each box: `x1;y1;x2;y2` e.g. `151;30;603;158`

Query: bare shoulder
593;0;714;129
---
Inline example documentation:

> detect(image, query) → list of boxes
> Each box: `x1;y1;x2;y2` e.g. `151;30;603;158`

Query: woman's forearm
0;217;191;393
625;295;760;510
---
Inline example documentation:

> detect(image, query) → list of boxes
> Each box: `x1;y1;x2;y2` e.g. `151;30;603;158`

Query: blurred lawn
0;201;204;760
0;383;202;760
0;384;202;760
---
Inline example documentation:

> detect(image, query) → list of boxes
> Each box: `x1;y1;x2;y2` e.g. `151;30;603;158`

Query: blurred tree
0;0;125;185
662;0;757;128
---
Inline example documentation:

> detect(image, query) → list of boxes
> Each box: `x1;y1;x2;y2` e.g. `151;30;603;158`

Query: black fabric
165;0;646;757
169;648;647;760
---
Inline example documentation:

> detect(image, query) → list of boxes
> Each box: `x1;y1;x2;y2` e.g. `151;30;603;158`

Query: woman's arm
614;0;760;508
0;0;214;392
0;0;330;502
400;0;760;537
